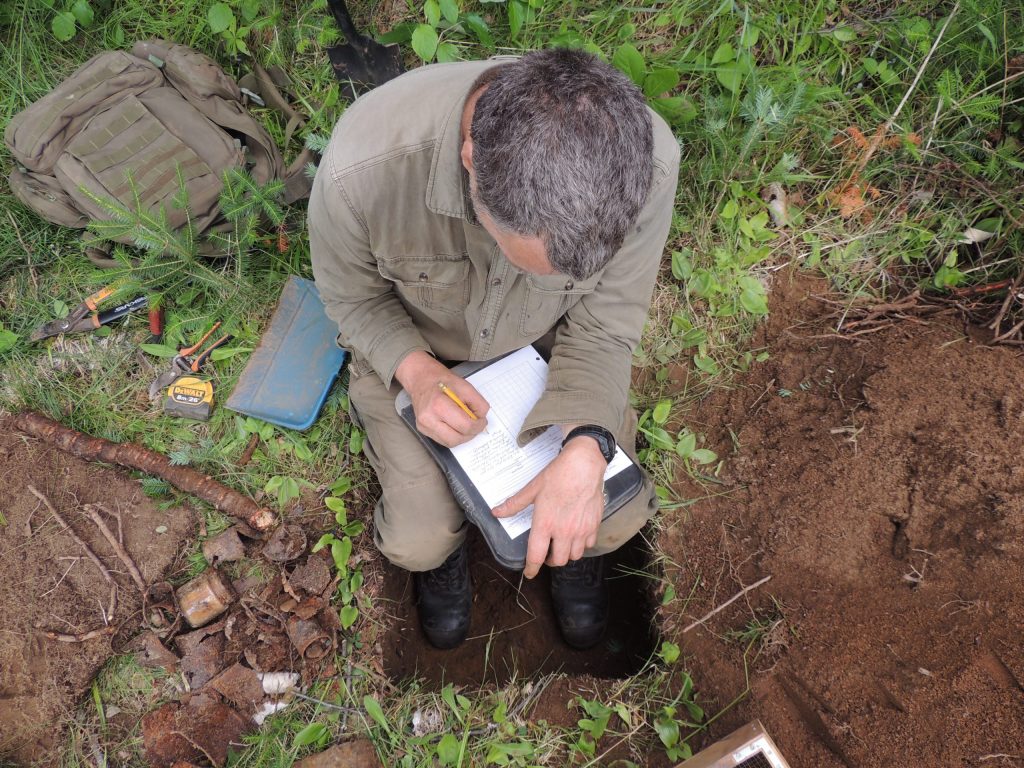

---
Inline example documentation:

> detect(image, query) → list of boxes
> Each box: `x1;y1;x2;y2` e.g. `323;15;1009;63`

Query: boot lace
422;545;468;592
552;556;602;587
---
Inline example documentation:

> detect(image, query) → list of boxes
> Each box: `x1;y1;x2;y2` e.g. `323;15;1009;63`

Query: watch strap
561;424;616;463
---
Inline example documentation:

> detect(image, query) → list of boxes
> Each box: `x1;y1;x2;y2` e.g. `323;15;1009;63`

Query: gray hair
470;48;655;281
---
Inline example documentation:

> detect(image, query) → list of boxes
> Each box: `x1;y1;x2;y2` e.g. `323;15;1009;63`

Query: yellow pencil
439;382;478;420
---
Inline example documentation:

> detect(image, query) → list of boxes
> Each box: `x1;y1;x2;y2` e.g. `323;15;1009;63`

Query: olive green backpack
5;39;309;266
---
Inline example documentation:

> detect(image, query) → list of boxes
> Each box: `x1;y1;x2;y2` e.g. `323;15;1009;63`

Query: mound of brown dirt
0;418;193;766
659;271;1024;766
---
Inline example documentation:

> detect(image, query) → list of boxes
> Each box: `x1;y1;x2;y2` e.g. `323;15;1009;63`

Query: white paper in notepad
448;347;632;539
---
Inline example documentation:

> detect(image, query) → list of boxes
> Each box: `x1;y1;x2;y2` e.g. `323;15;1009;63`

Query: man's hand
492;437;607;578
395;350;490;448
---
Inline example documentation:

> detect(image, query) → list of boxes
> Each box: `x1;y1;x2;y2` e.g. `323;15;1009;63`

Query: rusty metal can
176;569;234;628
285;616;332;661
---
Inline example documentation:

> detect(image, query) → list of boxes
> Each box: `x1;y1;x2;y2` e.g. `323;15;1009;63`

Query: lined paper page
449;347;632;539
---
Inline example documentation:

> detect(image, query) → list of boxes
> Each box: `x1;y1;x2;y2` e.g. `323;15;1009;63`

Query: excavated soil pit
382;528;659;686
657;271;1024;767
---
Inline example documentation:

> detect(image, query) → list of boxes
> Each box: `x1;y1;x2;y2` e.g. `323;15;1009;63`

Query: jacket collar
425;84;475;222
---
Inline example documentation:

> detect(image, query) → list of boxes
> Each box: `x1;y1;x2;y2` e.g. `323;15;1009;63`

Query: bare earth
658;271;1024;766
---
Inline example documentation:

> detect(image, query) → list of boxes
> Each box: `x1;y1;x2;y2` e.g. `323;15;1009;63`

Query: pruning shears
30;285;148;342
148;322;233;400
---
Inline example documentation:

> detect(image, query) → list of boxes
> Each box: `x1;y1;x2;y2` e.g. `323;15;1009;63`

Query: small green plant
51;0;94;42
264;474;302;507
400;0;494;63
611;43;696;126
573;696;613;757
206;0;276;56
674;430;717;468
0;323;17;355
653;672;705;762
292;720;331;750
313;477;365;630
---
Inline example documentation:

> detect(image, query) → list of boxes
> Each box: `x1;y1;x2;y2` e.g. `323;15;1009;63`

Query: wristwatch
561;425;616;464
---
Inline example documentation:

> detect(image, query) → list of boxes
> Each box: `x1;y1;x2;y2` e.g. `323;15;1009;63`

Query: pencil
439;382;478;420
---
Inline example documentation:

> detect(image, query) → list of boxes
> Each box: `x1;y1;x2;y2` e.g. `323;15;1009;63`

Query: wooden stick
41;626;116;643
682;575;772;634
16;412;276;532
238;433;260;467
83;504;146;592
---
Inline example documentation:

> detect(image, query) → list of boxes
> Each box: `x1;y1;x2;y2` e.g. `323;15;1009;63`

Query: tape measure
163;376;215;421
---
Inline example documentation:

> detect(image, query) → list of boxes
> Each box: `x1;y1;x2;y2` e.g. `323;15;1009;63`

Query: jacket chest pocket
519;273;599;337
378;257;470;316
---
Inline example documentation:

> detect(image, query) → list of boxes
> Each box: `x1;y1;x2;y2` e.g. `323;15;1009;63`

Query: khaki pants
347;361;658;572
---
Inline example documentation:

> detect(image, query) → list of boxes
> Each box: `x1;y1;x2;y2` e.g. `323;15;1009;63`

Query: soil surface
0;418;193;766
382;528;657;686
659;271;1024;767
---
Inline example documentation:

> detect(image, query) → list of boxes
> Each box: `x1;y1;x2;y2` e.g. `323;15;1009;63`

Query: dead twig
28;484;118;638
989;268;1024;336
683;575;773;634
952;279;1013;297
24;498;40;537
238;433;261;467
7;210;33;257
83;503;146;592
41;626;116;643
28;485;112;589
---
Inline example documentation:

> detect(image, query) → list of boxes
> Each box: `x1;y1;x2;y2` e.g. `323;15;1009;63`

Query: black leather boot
549;555;609;650
415;541;471;649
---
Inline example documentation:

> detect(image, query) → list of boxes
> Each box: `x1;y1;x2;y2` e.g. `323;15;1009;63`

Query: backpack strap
238;63;316;202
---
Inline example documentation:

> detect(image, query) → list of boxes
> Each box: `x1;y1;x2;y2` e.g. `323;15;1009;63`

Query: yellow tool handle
84;285;117;311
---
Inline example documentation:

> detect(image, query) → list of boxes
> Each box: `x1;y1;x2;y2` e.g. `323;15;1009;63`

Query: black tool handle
97;295;148;325
191;334;235;372
327;0;361;45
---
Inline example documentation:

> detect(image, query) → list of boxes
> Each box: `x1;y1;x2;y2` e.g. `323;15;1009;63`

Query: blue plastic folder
226;276;347;431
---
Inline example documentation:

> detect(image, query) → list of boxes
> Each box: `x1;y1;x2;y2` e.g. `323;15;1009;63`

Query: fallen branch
16;412;276;532
683;575;773;634
83;504;146;592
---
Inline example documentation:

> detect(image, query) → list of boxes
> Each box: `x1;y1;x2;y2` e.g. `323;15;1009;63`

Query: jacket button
492;278;502;286
419;272;428;282
479;328;489;338
564;280;574;290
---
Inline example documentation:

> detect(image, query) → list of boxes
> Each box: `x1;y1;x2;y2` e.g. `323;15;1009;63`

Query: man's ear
460;136;474;175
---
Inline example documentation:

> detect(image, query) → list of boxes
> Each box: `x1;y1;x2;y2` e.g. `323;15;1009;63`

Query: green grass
2;0;1022;765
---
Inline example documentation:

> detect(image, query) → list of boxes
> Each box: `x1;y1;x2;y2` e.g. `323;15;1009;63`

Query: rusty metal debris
262;524;307;563
177;569;235;629
202;527;248;566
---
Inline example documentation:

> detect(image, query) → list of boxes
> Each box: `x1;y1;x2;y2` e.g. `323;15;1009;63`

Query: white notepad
448;347;633;538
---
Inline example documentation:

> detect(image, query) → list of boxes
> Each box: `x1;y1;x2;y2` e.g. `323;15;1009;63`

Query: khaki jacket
310;60;680;443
